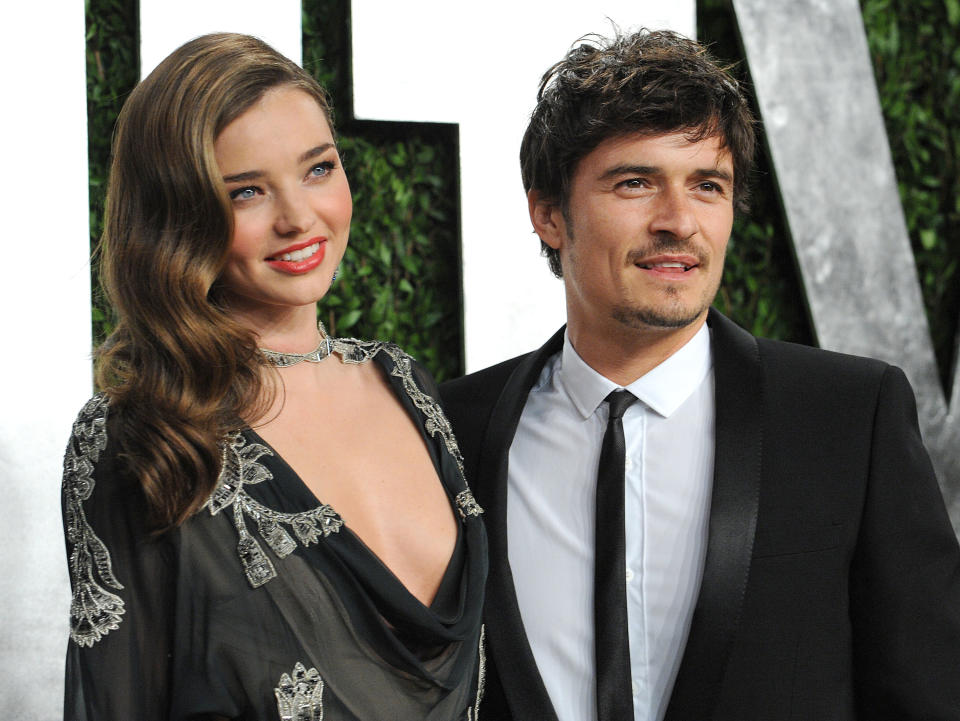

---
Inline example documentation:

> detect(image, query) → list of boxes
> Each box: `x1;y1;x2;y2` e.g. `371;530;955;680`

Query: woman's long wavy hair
96;33;335;530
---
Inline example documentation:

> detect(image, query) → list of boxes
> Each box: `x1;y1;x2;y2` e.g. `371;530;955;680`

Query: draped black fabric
61;341;487;721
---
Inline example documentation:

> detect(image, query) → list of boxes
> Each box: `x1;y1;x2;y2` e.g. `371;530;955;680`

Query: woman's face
214;86;352;322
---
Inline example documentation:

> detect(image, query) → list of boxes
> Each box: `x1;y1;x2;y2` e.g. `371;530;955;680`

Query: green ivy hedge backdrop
86;0;960;387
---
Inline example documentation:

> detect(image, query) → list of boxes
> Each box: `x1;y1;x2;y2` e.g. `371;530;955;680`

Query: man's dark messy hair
520;29;757;277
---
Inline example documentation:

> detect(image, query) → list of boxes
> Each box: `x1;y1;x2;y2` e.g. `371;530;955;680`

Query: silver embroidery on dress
455;490;483;520
207;433;343;588
325;340;481;518
210;338;480;589
380;344;470;480
468;624;487;721
275;662;325;720
63;393;126;647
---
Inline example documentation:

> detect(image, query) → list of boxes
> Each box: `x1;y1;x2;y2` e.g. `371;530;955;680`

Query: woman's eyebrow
299;143;335;163
222;144;337;184
222;169;262;183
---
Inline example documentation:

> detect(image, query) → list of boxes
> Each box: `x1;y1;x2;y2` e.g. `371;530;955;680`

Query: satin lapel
664;310;763;720
480;327;565;721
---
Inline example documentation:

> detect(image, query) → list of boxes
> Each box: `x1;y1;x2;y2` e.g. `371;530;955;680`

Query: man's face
535;131;734;340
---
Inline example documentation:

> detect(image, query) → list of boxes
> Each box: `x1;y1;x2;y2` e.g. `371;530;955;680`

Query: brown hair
520;29;757;277
96;33;334;529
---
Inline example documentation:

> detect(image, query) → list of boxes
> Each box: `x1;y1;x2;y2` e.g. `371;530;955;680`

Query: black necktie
595;389;637;721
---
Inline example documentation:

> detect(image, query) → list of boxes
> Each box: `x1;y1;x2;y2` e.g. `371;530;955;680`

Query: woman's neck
233;302;323;354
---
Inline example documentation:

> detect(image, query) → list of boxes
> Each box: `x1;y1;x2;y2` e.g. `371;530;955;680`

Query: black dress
61;339;488;721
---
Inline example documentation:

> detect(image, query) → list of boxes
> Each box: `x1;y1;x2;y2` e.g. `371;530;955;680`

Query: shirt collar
559;323;712;420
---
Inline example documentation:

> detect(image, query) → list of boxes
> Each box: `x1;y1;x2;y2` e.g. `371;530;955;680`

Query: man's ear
527;190;566;251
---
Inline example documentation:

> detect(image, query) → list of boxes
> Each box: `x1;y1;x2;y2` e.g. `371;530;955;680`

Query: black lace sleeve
62;395;176;721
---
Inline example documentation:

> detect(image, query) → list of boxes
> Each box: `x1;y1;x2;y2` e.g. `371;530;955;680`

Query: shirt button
624;456;633;470
625;568;634;582
632;681;639;696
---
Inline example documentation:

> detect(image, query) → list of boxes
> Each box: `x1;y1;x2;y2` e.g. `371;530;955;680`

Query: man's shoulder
440;351;532;409
753;334;891;386
441;328;564;406
439;351;541;483
710;310;891;386
747;335;917;429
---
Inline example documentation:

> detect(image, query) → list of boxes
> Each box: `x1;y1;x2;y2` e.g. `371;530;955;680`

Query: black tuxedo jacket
440;310;960;720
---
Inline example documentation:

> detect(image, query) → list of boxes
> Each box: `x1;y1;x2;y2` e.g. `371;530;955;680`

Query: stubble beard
566;228;723;332
611;288;714;330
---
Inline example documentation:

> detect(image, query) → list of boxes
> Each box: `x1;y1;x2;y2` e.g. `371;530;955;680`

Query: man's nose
648;187;699;240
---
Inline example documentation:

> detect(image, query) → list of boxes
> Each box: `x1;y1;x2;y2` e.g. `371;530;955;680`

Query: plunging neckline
244;424;462;609
241;342;461;610
63;343;488;718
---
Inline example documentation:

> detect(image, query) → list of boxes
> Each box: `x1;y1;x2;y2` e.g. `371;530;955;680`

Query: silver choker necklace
259;321;332;367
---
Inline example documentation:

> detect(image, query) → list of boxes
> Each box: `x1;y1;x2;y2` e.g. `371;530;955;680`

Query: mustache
625;233;708;265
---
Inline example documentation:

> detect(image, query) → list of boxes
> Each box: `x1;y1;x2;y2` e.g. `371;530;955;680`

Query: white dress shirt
507;325;715;721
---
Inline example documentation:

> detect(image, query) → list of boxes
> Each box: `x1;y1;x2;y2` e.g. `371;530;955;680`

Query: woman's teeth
276;242;320;262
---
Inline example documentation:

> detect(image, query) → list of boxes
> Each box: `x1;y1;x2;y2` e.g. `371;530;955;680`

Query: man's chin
612;304;708;331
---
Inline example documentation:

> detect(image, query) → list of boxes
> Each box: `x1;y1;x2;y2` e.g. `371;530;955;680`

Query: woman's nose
273;190;316;236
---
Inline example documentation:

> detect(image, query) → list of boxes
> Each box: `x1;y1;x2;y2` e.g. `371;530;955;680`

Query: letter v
733;0;960;533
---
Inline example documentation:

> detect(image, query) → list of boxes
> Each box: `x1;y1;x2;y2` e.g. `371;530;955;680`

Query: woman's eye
229;186;259;201
309;161;336;178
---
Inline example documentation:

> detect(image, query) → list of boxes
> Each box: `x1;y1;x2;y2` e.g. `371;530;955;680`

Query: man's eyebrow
598;165;660;181
598;165;734;183
221;143;336;184
693;167;734;183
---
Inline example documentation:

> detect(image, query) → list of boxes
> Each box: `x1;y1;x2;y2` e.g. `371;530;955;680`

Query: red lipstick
266;237;326;274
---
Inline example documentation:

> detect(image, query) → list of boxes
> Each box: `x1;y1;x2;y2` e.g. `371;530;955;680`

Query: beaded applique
376;343;468;478
211;339;482;589
455;490;483;520
206;433;343;588
328;339;472;480
275;662;325;720
62;342;481;641
63;394;125;647
341;340;482;520
467;624;487;721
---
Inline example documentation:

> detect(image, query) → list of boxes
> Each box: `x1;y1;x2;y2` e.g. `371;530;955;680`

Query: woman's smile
266;237;327;273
